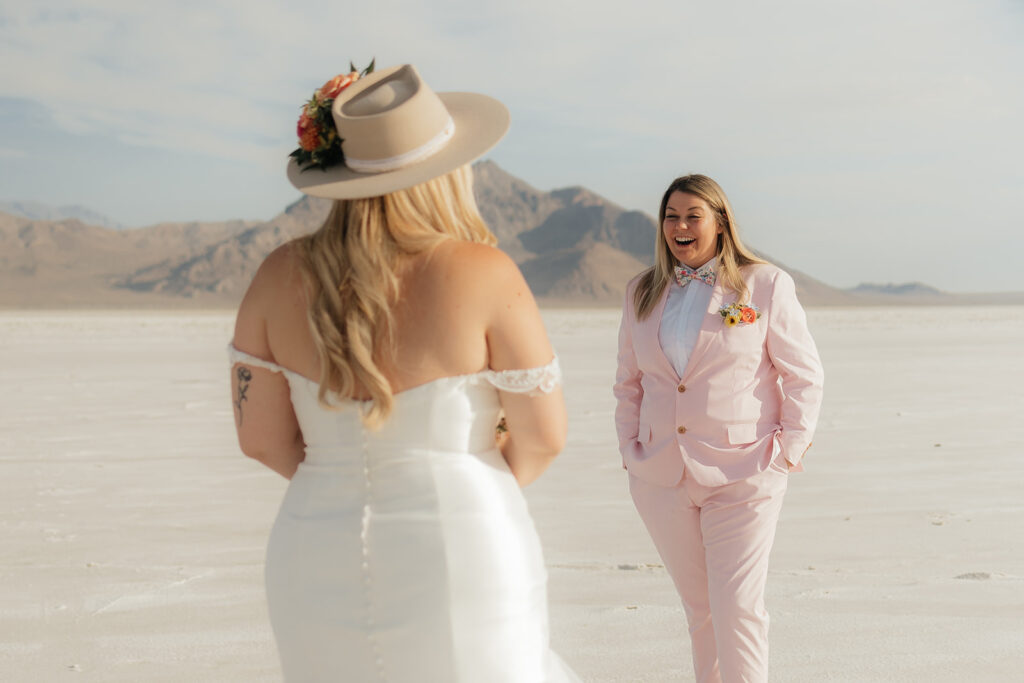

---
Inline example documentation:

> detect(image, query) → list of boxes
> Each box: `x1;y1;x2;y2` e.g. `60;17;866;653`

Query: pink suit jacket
614;264;824;488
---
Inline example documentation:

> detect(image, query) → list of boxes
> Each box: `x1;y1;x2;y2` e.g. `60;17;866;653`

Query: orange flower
317;71;359;100
296;111;313;139
299;124;321;152
740;307;757;324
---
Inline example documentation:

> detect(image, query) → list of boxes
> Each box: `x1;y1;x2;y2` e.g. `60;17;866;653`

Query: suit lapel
641;284;680;381
680;281;726;382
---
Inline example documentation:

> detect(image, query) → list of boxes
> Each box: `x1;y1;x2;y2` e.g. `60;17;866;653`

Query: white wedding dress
228;346;580;683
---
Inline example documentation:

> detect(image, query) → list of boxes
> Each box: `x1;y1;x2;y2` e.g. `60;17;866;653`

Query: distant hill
850;282;944;297
519;242;649;302
0;213;256;307
2;162;1017;308
0;201;125;231
472;160;562;262
843;281;1024;305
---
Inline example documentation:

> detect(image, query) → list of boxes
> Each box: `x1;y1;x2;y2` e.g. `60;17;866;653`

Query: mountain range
0;201;125;231
2;161;1019;309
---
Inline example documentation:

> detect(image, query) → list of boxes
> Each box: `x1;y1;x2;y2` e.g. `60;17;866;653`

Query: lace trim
227;343;286;374
478;356;561;396
228;343;561;396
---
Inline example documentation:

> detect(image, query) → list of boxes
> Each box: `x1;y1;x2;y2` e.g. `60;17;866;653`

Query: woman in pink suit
614;174;824;683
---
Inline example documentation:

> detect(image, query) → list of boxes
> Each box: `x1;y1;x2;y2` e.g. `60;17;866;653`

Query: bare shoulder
240;240;306;308
432;241;528;304
235;240;307;350
430;241;551;368
251;240;305;290
439;240;519;279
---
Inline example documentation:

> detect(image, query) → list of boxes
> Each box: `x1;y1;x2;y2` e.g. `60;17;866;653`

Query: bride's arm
482;249;567;486
229;358;304;479
230;248;306;479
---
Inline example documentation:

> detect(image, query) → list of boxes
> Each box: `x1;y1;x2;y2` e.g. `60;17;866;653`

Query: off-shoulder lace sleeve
482;356;561;396
227;343;286;374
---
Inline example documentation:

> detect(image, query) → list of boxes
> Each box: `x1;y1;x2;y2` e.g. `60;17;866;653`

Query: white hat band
346;118;456;174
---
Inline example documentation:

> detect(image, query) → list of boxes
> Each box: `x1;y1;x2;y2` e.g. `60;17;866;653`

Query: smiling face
662;191;722;268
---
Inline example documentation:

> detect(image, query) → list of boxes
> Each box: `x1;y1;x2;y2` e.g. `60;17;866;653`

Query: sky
1;0;1023;292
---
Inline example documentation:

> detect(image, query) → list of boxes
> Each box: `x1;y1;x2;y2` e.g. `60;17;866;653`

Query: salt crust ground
1;307;1022;682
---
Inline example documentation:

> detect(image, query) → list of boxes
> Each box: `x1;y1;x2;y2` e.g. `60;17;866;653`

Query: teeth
675;237;695;244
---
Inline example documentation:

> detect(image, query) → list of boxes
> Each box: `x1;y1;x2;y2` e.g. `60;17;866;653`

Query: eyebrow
667;205;704;213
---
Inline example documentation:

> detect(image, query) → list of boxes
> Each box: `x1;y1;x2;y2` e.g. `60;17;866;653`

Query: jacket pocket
726;423;758;446
768;431;789;473
638;423;653;444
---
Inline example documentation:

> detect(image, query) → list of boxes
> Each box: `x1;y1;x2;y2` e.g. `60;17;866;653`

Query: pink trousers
629;467;788;683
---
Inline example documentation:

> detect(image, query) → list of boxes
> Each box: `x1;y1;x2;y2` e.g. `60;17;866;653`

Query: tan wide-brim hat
287;64;510;200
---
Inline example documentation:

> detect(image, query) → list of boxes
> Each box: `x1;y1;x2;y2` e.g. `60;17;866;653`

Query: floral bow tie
674;263;716;288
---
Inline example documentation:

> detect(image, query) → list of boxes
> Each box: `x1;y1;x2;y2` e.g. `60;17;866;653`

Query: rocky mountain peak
549;186;611;208
0;161;909;307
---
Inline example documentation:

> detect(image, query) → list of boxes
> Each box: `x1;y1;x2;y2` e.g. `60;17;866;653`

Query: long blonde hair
295;164;495;427
633;174;765;320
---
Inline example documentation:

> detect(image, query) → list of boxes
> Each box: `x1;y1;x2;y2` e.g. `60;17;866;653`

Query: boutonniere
718;302;761;328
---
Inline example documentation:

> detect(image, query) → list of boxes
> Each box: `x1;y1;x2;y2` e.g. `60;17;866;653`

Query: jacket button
677;384;686;392
677;426;687;434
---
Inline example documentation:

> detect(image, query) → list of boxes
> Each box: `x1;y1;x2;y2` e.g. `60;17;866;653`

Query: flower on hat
318;72;359;100
296;112;320;151
290;59;375;172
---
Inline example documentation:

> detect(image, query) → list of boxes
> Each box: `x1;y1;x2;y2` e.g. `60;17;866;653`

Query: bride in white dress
228;64;580;682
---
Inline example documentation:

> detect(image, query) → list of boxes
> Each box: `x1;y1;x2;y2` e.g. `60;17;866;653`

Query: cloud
7;0;1021;170
6;4;363;152
1;0;1023;289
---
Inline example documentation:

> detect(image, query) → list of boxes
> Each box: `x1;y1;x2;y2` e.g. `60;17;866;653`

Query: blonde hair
296;164;495;427
633;174;765;320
